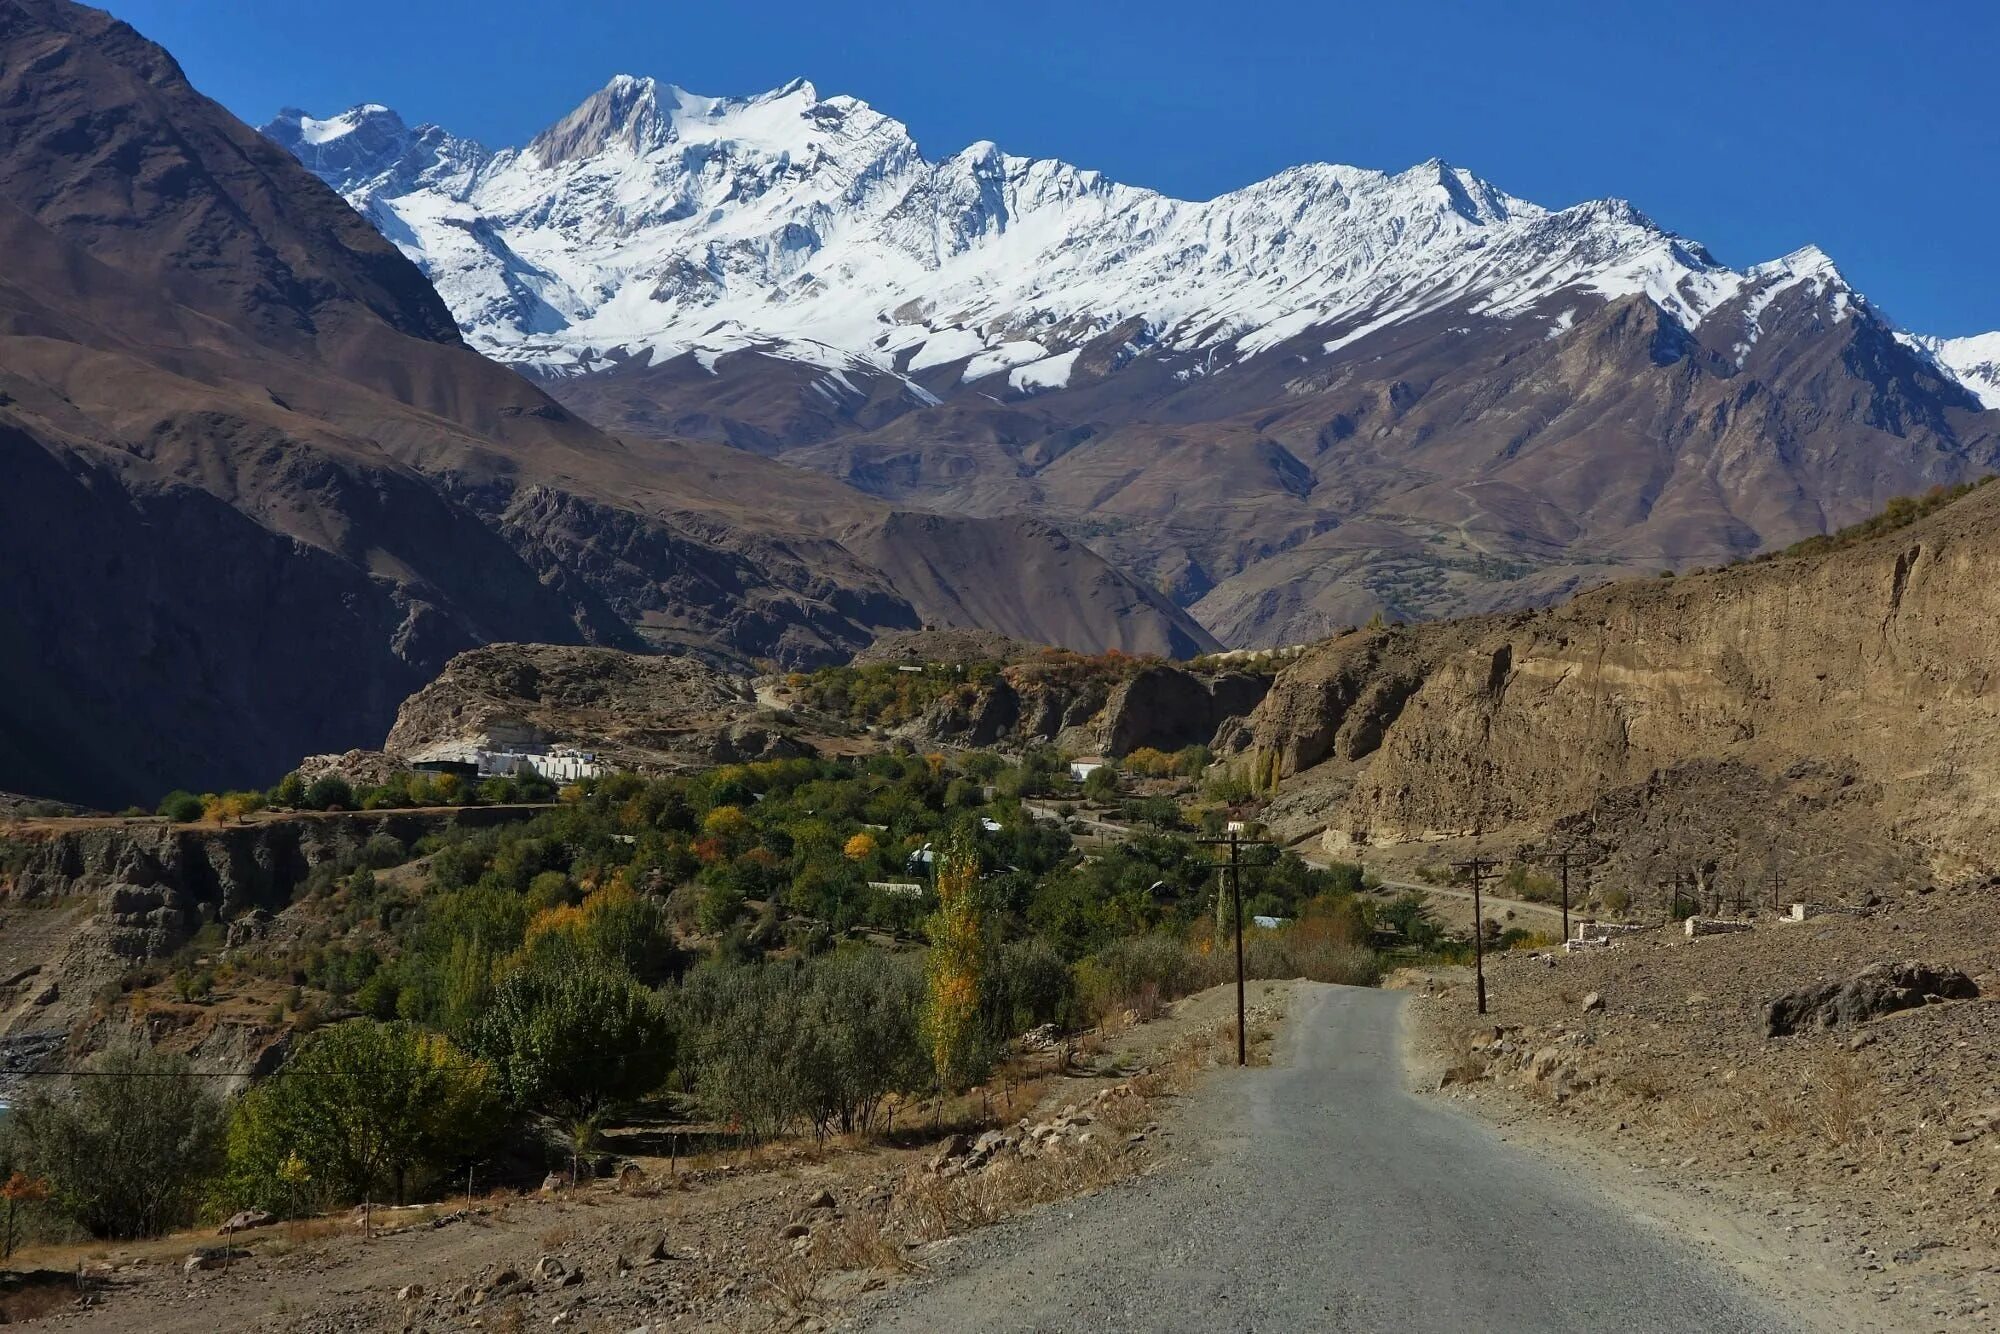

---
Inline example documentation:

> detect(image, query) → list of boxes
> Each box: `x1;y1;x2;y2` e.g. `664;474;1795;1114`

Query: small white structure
868;881;927;899
1069;759;1107;782
1251;914;1287;929
980;817;1004;833
408;738;607;784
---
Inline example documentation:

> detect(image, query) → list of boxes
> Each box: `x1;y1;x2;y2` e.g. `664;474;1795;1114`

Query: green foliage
224;1020;499;1210
677;951;928;1140
156;790;203;823
1081;764;1119;801
791;660;1003;727
923;827;992;1093
1375;891;1444;950
303;773;355;811
269;771;307;809
1768;477;1994;562
1500;862;1562;903
5;1043;225;1239
473;959;674;1128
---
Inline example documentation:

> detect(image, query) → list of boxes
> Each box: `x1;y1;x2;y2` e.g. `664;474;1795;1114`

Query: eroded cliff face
0;808;535;1041
1237;486;2000;873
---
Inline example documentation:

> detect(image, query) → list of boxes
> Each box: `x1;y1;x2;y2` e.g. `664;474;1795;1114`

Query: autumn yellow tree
843;831;878;861
923;826;991;1094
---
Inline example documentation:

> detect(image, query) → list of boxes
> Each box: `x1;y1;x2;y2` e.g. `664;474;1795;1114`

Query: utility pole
1548;847;1579;944
1452;857;1491;1015
1199;829;1276;1066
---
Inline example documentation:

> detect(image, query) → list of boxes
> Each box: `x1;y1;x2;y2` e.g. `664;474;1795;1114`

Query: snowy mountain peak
264;73;1983;392
1904;331;2000;408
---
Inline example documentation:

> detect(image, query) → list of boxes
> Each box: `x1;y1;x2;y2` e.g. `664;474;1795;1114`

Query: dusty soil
15;983;1285;1333
1406;880;2000;1330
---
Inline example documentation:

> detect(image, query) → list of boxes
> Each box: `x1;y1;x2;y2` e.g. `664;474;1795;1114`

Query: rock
534;1255;569;1285
540;1171;567;1193
972;1130;1015;1156
779;1222;811;1240
1581;992;1605;1012
1765;961;1980;1037
804;1188;836;1210
637;1230;669;1264
28;982;58;1006
1528;1046;1566;1081
927;1134;972;1172
182;1246;248;1274
398;1284;424;1301
217;1208;274;1234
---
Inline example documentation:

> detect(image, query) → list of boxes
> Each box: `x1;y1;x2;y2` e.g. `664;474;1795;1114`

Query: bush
473;959;674;1134
362;832;408;869
156;790;203;823
224;1020;499;1211
676;951;927;1140
6;1043;225;1239
304;774;355;811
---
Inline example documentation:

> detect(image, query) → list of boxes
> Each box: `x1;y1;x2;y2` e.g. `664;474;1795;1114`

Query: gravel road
851;983;1800;1333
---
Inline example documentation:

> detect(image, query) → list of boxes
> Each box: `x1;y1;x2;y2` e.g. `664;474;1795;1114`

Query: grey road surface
852;984;1799;1333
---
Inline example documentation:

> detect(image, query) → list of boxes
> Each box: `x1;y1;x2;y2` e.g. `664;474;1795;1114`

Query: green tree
1082;764;1119;802
923;827;992;1093
304;773;355;811
473;959;674;1167
156;790;203;823
268;771;307;808
224;1020;499;1209
7;1043;225;1239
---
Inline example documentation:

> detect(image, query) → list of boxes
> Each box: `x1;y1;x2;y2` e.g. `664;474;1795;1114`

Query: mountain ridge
264;76;2000;648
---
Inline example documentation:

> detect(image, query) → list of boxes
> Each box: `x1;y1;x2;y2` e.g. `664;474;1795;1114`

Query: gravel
849;983;1797;1332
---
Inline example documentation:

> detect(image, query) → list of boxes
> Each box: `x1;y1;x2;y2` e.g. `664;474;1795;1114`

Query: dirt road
851;984;1802;1333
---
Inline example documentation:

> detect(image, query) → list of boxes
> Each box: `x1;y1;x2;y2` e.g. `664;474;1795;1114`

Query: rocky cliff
381;643;808;769
0;808;532;1048
1231;482;2000;877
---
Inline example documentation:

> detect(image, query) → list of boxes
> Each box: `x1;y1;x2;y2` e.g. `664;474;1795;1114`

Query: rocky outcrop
907;662;1267;757
1101;666;1270;756
1765;962;1979;1036
2;809;527;959
382;643;797;769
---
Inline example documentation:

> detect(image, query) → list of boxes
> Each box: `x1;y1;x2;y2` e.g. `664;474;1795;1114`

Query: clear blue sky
109;0;1998;335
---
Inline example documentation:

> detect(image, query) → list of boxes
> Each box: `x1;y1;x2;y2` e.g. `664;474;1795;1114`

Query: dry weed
1806;1053;1876;1147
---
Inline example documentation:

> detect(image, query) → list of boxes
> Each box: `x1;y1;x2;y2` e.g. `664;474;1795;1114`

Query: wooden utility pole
1548;847;1580;944
1199;829;1276;1066
1453;857;1491;1015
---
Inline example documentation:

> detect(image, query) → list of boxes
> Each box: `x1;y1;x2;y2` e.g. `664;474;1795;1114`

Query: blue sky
112;0;1998;335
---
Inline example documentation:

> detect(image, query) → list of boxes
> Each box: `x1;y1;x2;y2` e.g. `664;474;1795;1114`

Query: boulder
926;1134;972;1172
1765;961;1979;1037
217;1208;274;1235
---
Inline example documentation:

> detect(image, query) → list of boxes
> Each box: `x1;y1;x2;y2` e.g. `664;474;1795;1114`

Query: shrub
303;774;355;811
473;959;674;1138
156;790;203;823
6;1043;225;1239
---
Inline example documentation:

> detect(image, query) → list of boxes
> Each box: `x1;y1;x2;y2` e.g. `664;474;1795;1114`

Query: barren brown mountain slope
0;0;1206;808
556;272;2000;648
1227;480;2000;875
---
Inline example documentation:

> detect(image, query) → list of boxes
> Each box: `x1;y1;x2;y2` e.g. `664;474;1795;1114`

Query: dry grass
1805;1053;1875;1147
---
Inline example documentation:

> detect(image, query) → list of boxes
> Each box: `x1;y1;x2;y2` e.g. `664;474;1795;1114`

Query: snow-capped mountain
1902;332;2000;409
266;78;2000;649
265;76;1987;398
